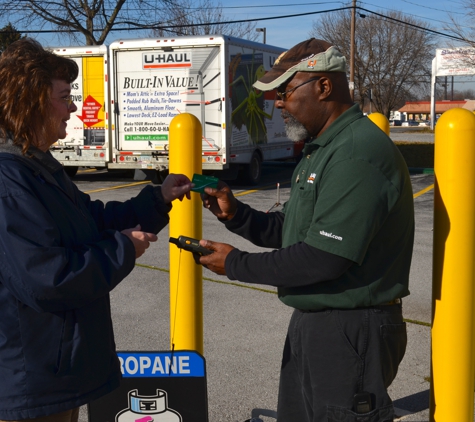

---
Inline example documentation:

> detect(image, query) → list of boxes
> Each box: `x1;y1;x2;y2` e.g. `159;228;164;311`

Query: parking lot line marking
83;180;291;196
235;181;434;200
84;180;150;194
135;264;430;326
82;179;433;208
234;181;290;197
135;263;277;294
413;184;434;199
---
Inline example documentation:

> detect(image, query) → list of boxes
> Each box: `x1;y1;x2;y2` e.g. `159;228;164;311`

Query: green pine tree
0;23;24;55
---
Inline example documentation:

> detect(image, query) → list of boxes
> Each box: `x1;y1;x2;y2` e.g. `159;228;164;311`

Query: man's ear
316;77;332;100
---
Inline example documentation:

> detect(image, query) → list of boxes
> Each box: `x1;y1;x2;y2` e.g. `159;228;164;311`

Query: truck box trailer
49;45;110;177
107;35;296;184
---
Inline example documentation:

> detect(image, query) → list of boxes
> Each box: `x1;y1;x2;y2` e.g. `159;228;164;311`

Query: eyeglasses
53;95;74;107
276;77;321;101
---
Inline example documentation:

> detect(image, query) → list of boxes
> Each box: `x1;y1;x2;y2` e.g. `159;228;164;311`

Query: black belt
298;298;402;313
379;298;402;306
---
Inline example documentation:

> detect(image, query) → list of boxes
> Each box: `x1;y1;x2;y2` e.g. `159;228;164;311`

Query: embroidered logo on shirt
320;230;343;241
307;173;316;184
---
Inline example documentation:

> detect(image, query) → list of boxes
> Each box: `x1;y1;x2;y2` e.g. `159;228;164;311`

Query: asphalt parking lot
71;157;436;421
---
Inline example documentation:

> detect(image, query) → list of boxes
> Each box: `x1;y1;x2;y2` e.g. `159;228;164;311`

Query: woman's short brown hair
0;38;79;152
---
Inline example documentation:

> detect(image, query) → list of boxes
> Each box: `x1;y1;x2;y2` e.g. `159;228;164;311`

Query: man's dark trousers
277;304;407;422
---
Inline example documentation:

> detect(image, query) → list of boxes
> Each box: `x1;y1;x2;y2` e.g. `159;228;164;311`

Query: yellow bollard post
430;108;475;421
168;113;204;355
367;112;390;136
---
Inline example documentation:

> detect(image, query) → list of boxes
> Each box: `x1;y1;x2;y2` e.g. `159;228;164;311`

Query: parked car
401;120;419;127
389;119;402;126
418;120;430;127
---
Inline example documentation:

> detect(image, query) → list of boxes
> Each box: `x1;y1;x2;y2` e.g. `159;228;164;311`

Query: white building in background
389;110;406;121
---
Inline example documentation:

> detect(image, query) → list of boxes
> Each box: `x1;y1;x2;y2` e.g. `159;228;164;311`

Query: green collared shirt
279;104;414;310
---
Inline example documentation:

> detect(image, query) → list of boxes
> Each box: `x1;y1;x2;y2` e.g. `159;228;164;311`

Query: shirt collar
303;104;363;155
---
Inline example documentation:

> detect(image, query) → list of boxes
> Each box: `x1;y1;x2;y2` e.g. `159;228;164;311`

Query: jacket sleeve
78;185;172;234
0;167;138;313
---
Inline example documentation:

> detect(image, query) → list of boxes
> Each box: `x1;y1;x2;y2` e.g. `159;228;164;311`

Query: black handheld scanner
169;236;213;256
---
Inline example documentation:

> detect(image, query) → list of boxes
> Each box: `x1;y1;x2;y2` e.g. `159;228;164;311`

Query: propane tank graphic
116;389;182;422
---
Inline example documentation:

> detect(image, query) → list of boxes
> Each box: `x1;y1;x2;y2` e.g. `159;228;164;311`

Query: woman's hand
161;173;193;203
121;225;158;258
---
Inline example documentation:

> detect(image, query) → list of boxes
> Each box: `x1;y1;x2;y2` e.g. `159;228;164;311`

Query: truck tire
239;152;262;186
156;169;169;184
64;166;78;178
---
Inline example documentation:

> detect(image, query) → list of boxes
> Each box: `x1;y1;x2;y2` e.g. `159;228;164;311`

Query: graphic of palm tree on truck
229;52;273;145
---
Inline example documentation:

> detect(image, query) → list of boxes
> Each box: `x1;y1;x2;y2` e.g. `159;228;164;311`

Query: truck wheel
239;152;262;185
64;166;78;178
155;169;169;184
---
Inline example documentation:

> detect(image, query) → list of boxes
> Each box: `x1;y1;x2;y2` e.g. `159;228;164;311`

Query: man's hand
198;239;235;275
201;181;238;221
121;225;158;258
161;173;193;203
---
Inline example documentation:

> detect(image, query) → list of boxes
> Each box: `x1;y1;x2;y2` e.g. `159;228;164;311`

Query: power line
6;6;354;34
0;1;338;14
358;7;468;42
362;0;457;31
186;1;339;10
2;4;469;44
399;0;464;16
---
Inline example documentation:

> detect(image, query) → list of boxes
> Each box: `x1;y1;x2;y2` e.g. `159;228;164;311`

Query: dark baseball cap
253;38;347;91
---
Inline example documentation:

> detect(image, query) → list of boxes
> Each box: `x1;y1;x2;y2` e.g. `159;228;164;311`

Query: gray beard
284;114;310;142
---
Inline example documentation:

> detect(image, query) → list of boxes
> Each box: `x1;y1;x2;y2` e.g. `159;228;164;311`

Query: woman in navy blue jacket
0;38;192;421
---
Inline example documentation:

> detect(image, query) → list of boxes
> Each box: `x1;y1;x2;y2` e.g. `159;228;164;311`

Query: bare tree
3;0;142;45
311;7;435;116
451;88;475;100
1;0;257;46
153;0;258;40
446;0;475;49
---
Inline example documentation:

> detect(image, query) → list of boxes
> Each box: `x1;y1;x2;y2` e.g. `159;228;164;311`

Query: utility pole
349;0;356;101
256;28;266;44
451;76;454;101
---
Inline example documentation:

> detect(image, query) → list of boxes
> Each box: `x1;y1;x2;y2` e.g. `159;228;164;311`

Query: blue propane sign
88;351;208;422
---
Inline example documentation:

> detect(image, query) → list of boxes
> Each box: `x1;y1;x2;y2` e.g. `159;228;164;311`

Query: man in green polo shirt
198;38;414;422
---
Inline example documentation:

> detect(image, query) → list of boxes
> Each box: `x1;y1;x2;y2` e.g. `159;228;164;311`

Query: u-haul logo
142;52;192;69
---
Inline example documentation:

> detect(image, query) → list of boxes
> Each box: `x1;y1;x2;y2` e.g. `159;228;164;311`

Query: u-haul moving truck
49;45;110;177
107;35;295;184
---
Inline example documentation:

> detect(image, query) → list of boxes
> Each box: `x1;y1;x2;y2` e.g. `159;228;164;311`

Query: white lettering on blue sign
117;352;204;378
